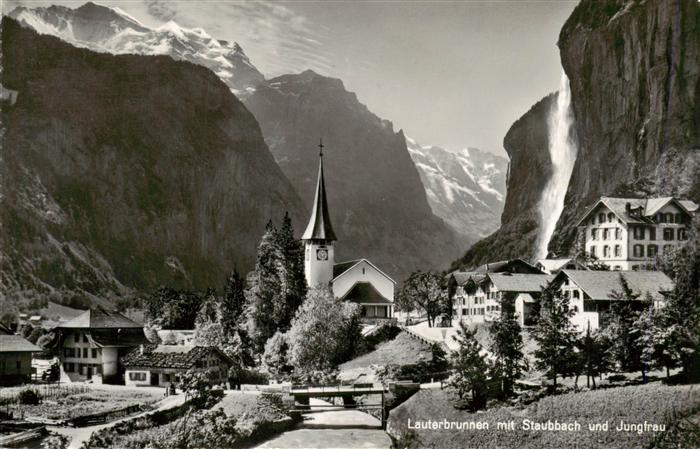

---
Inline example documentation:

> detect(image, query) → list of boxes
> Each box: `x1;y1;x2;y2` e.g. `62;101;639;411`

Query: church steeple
302;139;336;289
302;139;337;242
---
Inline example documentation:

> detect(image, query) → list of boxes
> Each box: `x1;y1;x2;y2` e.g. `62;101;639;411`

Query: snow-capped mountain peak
8;2;265;93
406;137;508;240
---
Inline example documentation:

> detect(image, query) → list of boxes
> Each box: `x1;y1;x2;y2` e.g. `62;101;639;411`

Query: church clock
316;248;329;261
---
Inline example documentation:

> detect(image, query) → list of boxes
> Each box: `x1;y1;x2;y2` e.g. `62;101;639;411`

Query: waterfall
534;72;578;260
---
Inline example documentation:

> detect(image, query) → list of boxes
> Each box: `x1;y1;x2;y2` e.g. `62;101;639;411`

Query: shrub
18;389;40;405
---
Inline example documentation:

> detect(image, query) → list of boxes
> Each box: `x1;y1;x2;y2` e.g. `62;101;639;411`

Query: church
301;142;396;321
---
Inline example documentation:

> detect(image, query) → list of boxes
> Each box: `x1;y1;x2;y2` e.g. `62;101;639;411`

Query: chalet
121;345;231;387
551;270;674;331
453;273;553;324
301;142;395;321
0;322;41;386
53;309;148;384
576;197;698;271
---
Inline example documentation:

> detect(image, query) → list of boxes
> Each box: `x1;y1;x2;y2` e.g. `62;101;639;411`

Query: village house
452;272;553;324
550;270;674;331
53;309;148;384
302;142;396;321
0;322;41;386
535;257;588;274
576;196;698;271
121;345;231;387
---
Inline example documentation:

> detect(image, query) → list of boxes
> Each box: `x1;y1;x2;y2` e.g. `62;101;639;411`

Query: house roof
555;270;674;301
449;271;478;286
121;345;231;369
301;153;337;241
0;335;41;353
483;273;554;293
472;259;544;274
88;328;149;347
342;282;393;305
576;196;698;227
58;309;143;329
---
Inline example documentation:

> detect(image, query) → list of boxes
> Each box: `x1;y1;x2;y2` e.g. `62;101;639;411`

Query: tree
287;287;361;374
447;322;489;410
274;212;308;330
221;269;247;336
145;287;203;330
577;324;611;388
263;331;290;377
603;274;646;374
246;221;285;352
397;271;447;327
531;285;579;391
488;293;525;397
658;240;700;381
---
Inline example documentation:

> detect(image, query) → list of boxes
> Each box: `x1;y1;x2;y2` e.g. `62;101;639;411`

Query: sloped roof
342;282;393;305
89;328;149;347
556;270;674;301
301;154;337;241
576;196;697;226
334;259;362;278
644;197;674;216
450;271;477;285
58;309;143;329
680;200;699;213
536;258;574;272
0;335;41;353
121;345;231;369
473;259;544;274
484;273;554;293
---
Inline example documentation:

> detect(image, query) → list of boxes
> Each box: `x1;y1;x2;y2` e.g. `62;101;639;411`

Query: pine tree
603;274;645;373
247;221;284;352
275;212;308;330
448;321;489;410
488;292;525;397
577;324;611;388
221;269;247;337
532;285;579;391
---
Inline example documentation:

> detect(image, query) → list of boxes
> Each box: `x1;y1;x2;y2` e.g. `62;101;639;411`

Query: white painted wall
305;242;335;289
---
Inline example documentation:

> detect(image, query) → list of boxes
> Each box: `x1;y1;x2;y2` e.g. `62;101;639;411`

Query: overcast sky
4;0;577;155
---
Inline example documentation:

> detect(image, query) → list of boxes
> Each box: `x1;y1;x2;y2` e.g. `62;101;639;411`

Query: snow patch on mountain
406;137;507;240
8;2;265;93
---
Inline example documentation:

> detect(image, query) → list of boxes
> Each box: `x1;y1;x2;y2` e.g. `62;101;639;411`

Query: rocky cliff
453;0;699;270
243;71;466;280
0;19;305;308
550;0;700;253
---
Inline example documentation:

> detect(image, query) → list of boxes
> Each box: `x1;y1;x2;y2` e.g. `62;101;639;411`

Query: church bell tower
302;140;337;289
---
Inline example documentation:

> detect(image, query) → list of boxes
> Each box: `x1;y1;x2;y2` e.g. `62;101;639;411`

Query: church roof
342;282;393;305
302;152;337;241
333;259;396;284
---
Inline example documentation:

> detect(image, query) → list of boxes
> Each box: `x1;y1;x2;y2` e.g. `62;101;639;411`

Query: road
254;399;392;449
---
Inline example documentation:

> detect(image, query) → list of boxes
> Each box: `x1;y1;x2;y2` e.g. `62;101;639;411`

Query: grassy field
387;382;700;449
5;386;162;420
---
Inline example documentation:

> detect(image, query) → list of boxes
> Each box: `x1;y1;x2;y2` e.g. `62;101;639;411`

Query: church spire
302;139;337;241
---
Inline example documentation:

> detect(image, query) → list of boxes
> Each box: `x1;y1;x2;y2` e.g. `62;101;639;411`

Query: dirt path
47;393;185;449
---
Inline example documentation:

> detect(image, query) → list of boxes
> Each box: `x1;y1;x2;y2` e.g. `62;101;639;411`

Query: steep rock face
450;94;555;269
550;0;700;253
405;137;507;241
244;71;466;280
0;19;305;307
8;2;265;92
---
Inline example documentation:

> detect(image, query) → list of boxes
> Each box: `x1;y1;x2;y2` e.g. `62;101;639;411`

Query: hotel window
598;213;605;223
633;226;645;240
678;228;687;240
92;348;98;358
607;213;614;223
663;228;675;241
603;229;610;240
649;228;656;240
633;244;644;258
603;245;611;257
666;213;674;223
647;245;658;257
83;348;88;358
615;228;622;240
591;229;598;240
590;246;596;257
614;245;621;257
